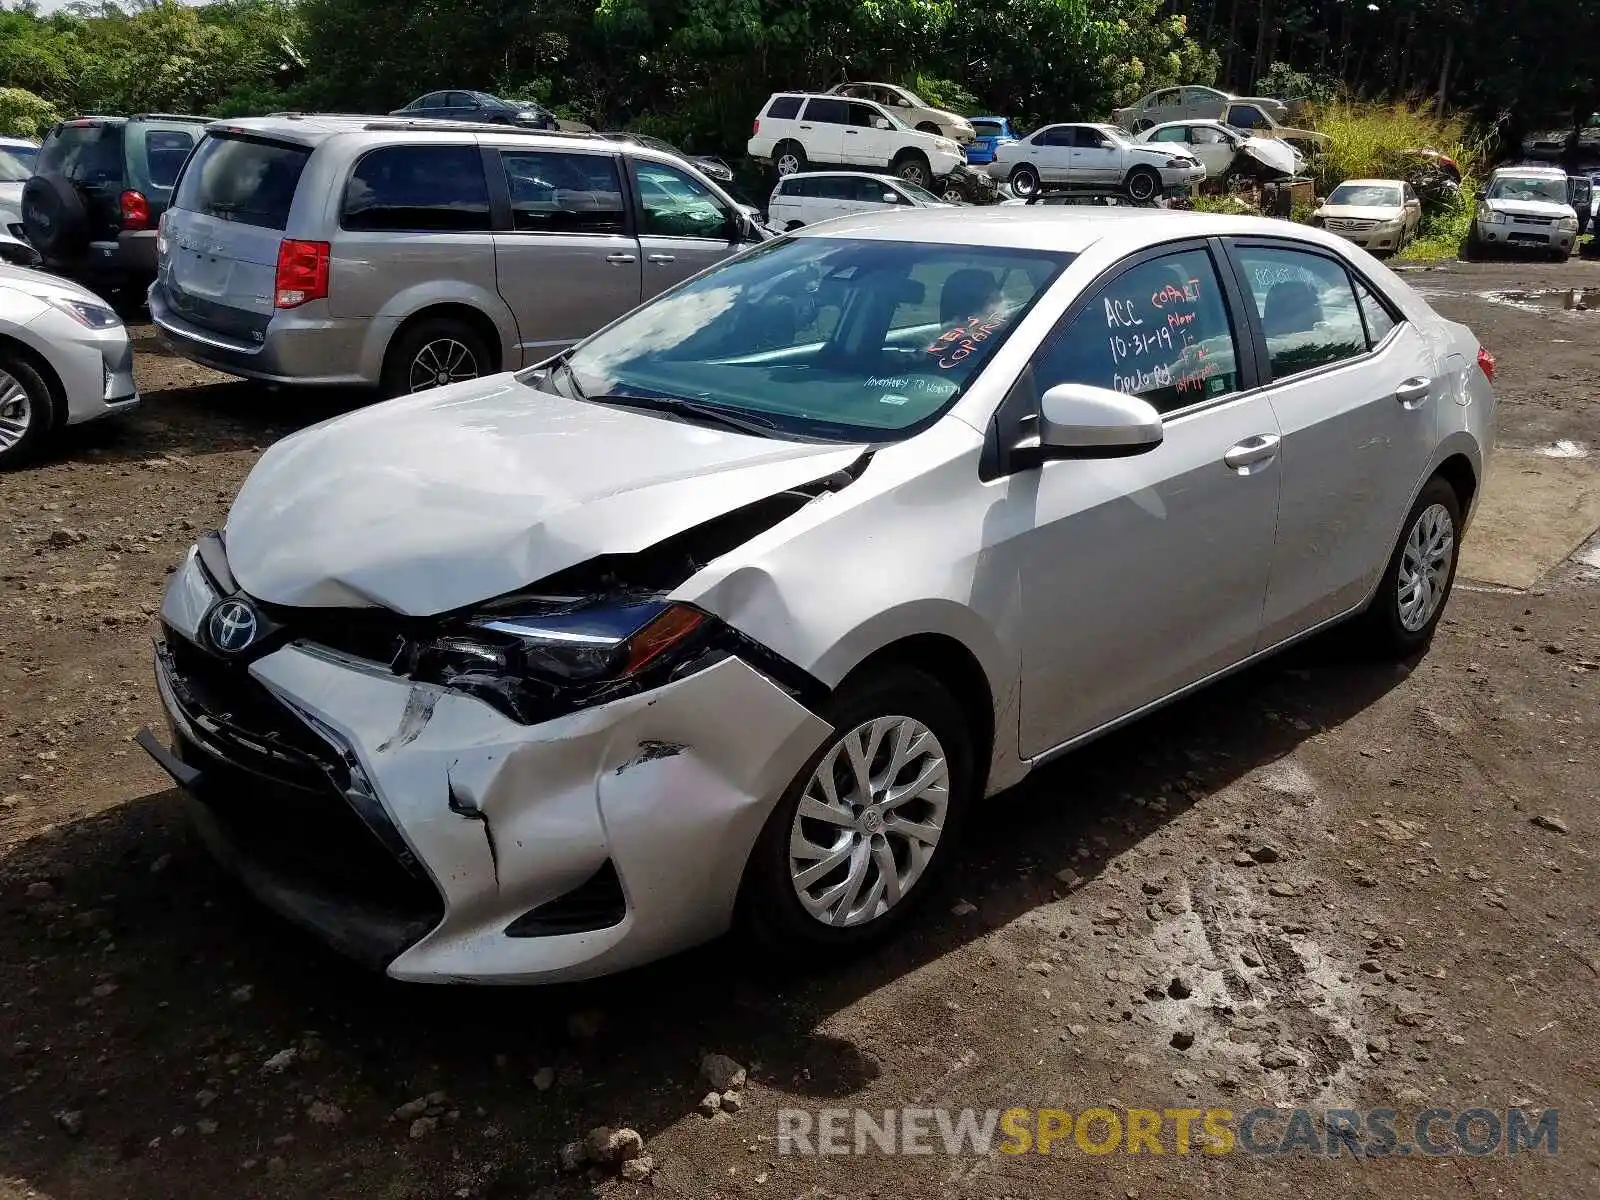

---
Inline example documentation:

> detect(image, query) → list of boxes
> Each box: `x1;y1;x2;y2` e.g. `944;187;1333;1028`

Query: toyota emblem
207;599;260;654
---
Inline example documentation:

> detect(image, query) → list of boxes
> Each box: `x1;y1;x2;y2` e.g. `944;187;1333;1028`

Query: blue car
966;116;1020;165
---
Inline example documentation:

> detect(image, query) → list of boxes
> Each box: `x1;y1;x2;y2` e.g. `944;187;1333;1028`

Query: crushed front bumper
142;556;832;983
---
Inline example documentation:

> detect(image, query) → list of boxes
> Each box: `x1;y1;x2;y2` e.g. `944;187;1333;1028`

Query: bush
0;86;60;138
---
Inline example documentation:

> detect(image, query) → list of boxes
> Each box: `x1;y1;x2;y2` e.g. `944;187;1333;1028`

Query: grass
1304;98;1492;263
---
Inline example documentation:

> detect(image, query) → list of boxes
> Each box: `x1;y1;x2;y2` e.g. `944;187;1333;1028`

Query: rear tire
380;317;492;400
0;352;57;470
1352;476;1462;659
1008;163;1040;196
773;141;806;178
739;665;975;957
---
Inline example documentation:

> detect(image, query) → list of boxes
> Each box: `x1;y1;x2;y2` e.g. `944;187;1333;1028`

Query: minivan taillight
752;118;760;136
275;239;330;309
119;190;151;232
1477;346;1496;382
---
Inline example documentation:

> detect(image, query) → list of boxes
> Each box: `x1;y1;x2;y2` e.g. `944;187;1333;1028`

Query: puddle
1542;439;1590;459
1478;287;1600;314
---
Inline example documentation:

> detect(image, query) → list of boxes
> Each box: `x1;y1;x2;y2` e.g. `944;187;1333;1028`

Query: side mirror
1474;189;1487;201
874;118;893;131
1037;383;1163;458
881;191;900;203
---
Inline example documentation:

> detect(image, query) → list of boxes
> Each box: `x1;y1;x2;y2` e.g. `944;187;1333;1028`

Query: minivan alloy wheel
1396;502;1455;632
408;338;480;393
0;369;32;452
788;714;949;927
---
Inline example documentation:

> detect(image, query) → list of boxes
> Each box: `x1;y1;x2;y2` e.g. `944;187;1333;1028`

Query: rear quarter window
127;123;201;196
172;134;312;231
341;144;491;233
766;96;803;120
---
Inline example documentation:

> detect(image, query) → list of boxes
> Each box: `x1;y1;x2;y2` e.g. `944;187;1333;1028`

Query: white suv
748;93;965;187
1468;165;1580;261
767;170;952;229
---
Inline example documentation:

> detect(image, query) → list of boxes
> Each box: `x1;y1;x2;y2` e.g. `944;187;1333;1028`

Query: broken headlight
408;600;716;724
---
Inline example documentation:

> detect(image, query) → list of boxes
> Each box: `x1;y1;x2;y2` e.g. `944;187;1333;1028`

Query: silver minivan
149;116;767;396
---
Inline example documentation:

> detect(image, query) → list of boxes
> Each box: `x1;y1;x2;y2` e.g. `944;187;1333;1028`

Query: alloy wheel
788;715;949;928
408;338;479;394
1396;502;1455;632
776;151;802;176
0;369;31;452
898;161;928;187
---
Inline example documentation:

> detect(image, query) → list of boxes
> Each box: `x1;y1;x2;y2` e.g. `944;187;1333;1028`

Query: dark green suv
21;113;208;297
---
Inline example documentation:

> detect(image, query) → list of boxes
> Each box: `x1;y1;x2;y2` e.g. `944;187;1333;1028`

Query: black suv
21;113;209;296
389;91;560;130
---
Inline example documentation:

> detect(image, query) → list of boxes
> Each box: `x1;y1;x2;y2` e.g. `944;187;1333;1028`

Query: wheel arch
381;301;507;381
0;331;67;430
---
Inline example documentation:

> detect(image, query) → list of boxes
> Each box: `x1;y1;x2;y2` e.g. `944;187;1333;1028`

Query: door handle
646;253;676;264
1394;376;1432;408
799;124;812;130
605;253;637;264
845;130;859;135
1223;434;1281;471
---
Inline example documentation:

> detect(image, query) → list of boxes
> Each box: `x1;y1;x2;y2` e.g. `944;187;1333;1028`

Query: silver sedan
0;265;138;467
144;209;1493;982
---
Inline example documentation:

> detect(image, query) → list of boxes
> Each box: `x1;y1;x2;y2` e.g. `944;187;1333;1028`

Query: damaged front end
140;463;864;982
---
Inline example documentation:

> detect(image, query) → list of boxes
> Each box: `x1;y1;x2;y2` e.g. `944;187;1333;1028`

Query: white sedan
0;264;138;467
1135;119;1302;181
143;208;1493;983
1313;179;1423;254
987;122;1205;200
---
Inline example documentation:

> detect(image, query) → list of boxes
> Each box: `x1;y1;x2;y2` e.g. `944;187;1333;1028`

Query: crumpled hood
223;377;866;616
1239;136;1298;176
1484;198;1574;219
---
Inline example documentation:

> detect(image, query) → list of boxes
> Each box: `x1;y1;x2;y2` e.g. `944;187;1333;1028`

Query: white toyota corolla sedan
142;209;1495;984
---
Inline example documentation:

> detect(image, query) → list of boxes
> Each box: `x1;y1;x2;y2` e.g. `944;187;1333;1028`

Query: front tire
1354;476;1462;658
0;352;56;469
739;666;975;955
892;151;932;188
1125;166;1161;202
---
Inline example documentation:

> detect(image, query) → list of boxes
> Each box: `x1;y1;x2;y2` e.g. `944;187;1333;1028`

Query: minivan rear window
173;134;311;230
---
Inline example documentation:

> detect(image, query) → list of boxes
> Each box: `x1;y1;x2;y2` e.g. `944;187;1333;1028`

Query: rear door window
1233;245;1368;378
171;134;311;230
342;144;491;232
802;98;850;125
498;149;626;235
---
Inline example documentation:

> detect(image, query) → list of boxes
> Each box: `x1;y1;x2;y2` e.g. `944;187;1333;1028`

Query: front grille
1511;215;1555;226
158;631;443;931
255;601;424;671
1328;218;1377;231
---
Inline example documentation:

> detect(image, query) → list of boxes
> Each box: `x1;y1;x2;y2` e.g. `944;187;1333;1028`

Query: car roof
1336;178;1404;187
789;206;1351;253
782;170;907;180
1491;164;1565;176
204;114;613;148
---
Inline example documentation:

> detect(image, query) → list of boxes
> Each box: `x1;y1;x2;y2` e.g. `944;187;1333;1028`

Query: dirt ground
2;259;1598;1200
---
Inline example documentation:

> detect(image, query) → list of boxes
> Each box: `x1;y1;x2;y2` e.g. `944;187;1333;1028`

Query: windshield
550;236;1071;442
1328;183;1402;206
895;179;943;203
1488;176;1567;204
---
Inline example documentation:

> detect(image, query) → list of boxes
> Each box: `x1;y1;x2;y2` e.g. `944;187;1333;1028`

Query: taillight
274;239;330;309
752;118;760;136
1477;346;1496;382
119;190;150;231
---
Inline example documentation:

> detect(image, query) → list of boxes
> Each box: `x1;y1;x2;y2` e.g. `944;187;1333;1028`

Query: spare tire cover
21;174;89;257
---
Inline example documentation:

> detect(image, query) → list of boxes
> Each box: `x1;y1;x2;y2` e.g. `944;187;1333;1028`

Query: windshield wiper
589;393;780;438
